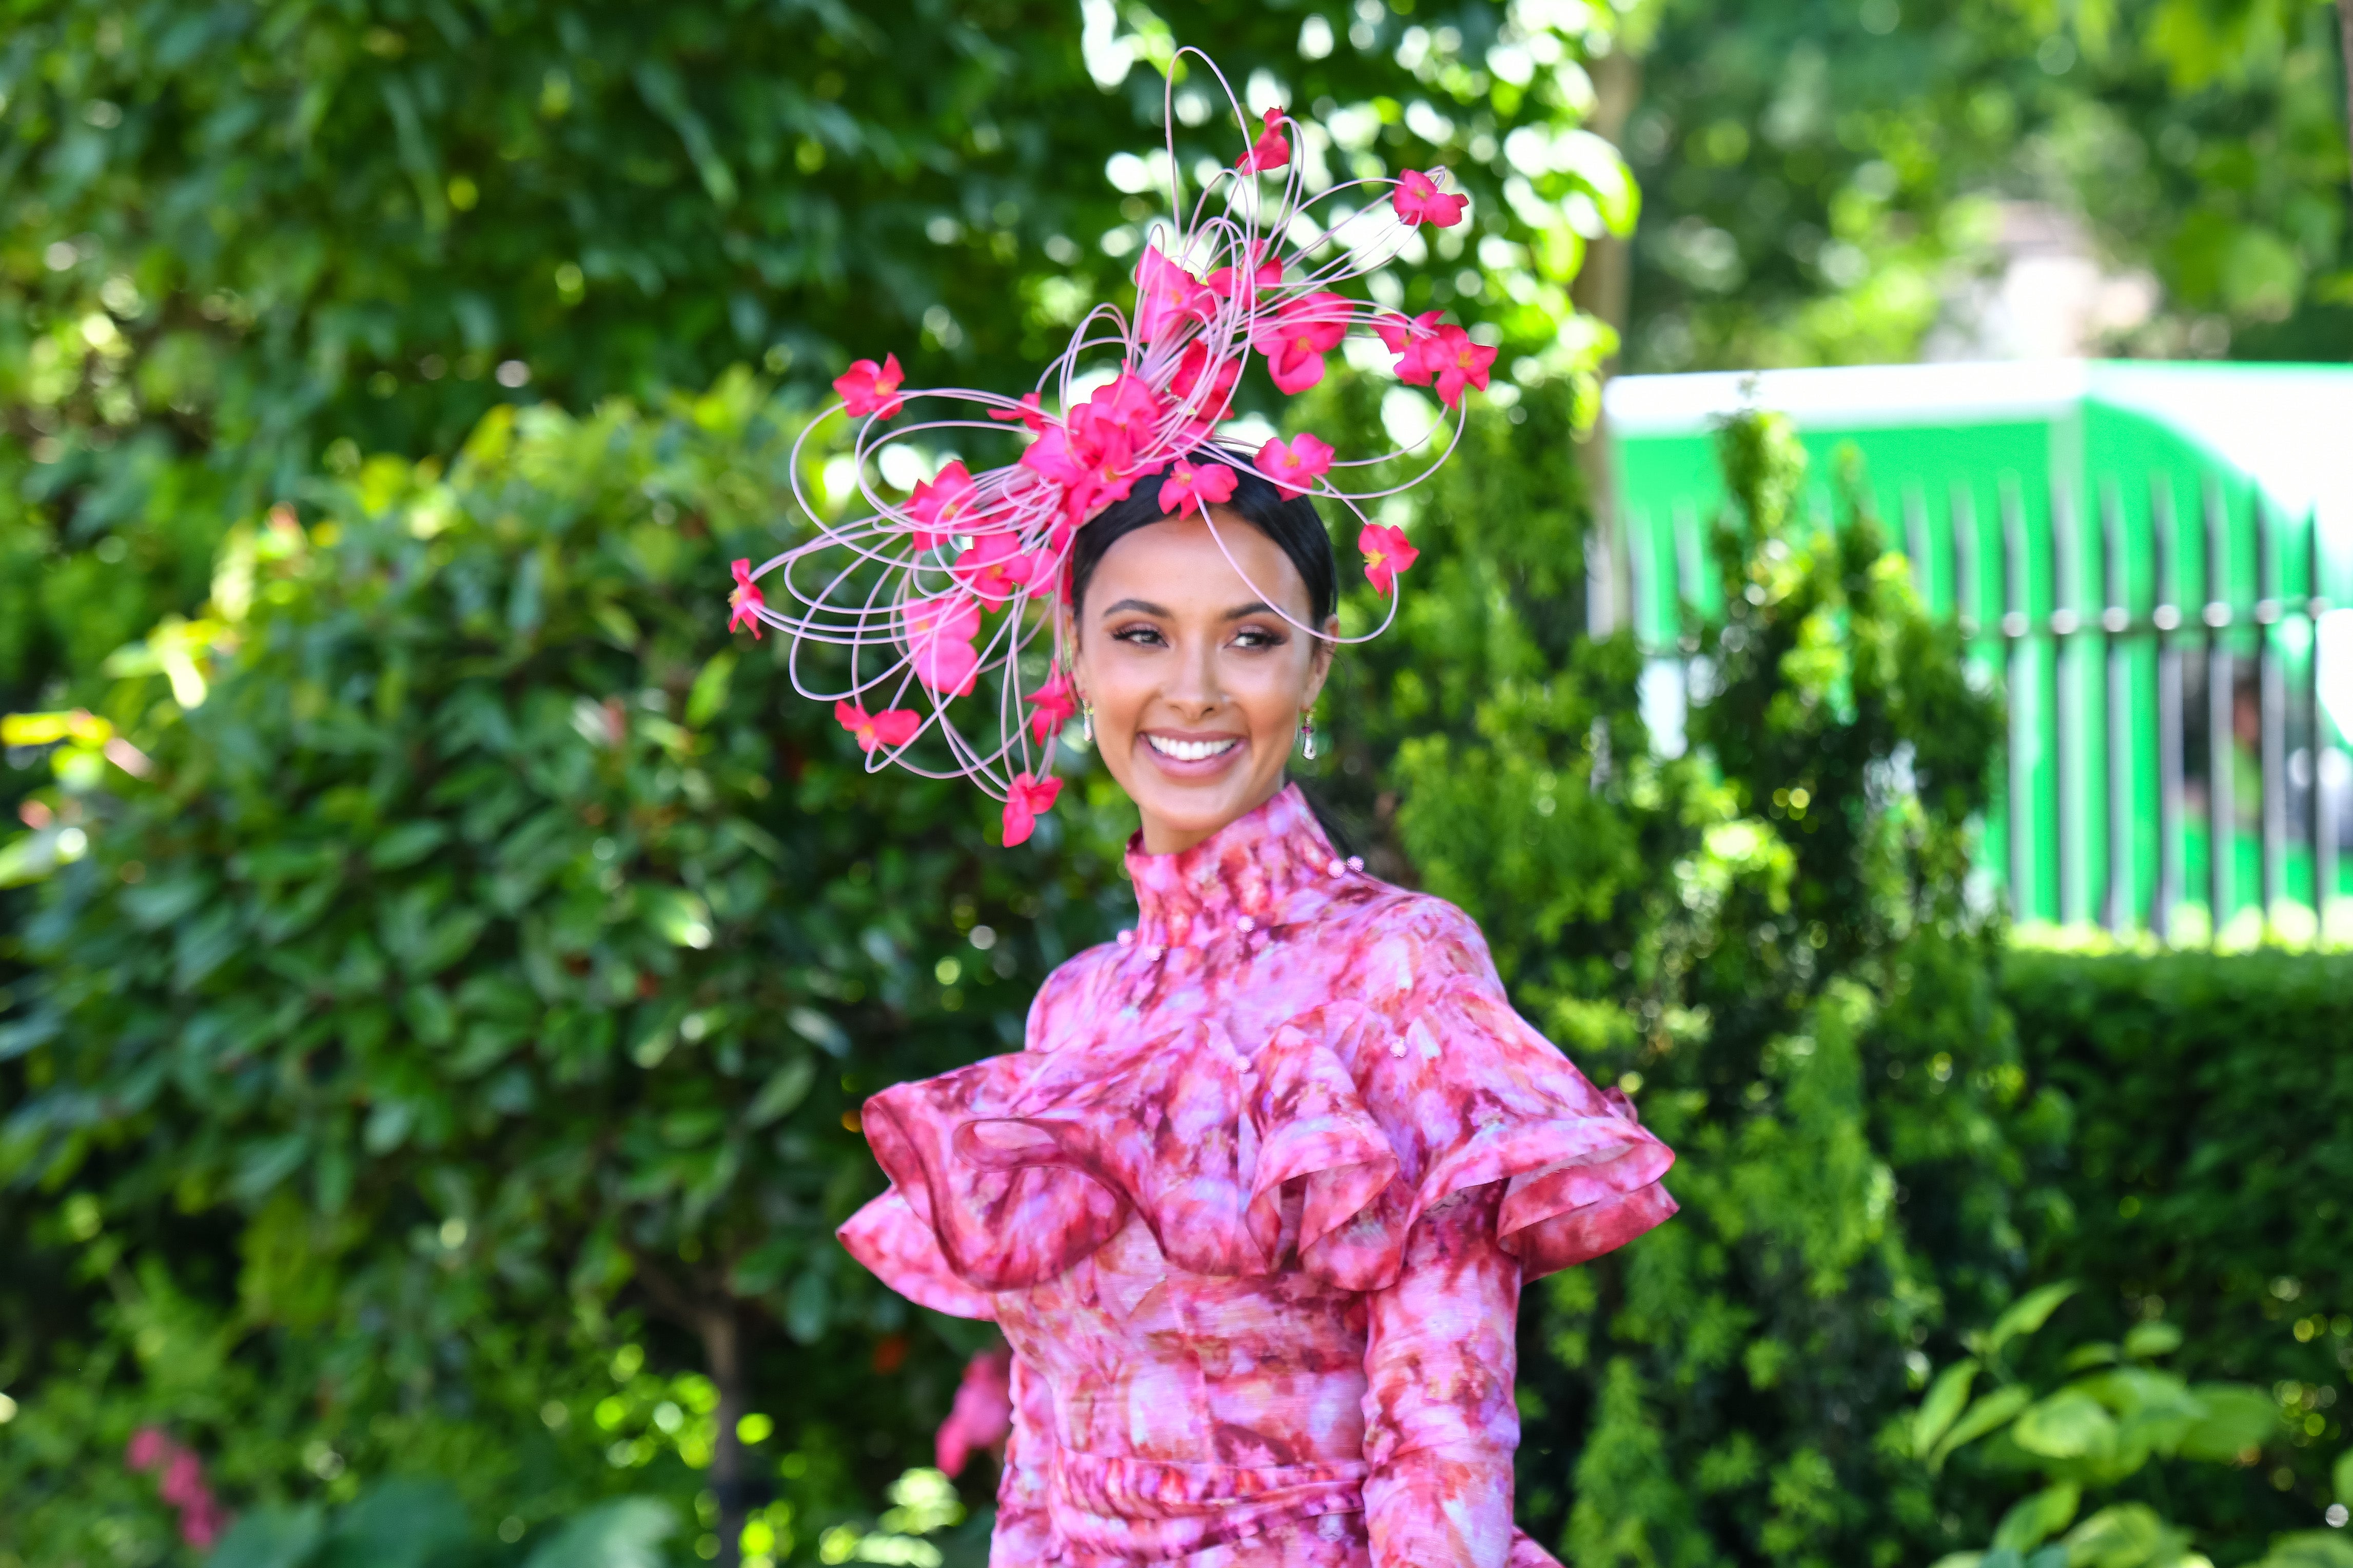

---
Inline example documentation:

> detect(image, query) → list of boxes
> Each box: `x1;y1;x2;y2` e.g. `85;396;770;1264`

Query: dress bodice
838;785;1677;1567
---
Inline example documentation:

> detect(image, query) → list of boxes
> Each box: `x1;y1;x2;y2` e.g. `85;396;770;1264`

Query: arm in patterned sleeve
1360;1182;1520;1568
989;1352;1064;1568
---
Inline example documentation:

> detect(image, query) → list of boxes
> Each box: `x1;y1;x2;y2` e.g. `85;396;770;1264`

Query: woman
731;50;1676;1568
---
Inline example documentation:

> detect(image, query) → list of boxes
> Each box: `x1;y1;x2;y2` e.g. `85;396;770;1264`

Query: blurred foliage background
2;2;2349;1567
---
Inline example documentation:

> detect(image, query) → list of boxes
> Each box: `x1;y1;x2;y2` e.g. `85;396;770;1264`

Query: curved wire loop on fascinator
727;46;1495;846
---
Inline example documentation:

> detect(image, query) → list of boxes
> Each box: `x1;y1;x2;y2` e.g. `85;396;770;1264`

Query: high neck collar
1126;784;1342;946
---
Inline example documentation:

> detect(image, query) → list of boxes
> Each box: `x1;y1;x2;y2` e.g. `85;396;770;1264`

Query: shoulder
1021;939;1121;1053
1320;883;1504;1008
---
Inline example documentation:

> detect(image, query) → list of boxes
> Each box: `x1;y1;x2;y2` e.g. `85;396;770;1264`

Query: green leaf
205;1504;326;1568
2176;1384;2280;1462
2245;1534;2353;1568
747;1057;818;1127
2061;1504;2170;1568
1993;1484;2083;1553
1986;1282;2082;1358
1930;1383;2036;1470
1913;1359;1980;1457
324;1478;471;1568
521;1497;679;1568
2336;1448;2353;1506
786;1005;849;1057
369;821;450;870
686;650;737;726
642;886;713;949
2013;1391;2120;1461
2120;1321;2183;1359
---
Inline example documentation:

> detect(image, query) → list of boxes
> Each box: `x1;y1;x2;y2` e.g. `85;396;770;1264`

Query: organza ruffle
838;992;1674;1306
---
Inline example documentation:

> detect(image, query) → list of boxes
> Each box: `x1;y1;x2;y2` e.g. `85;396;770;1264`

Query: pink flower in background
1024;670;1081;744
952;534;1051;607
729;559;766;639
1391;168;1467;228
1157;460;1237;521
1253;292;1351;395
1134;246;1214;341
834;354;906;418
903;594;982;696
935;1347;1015;1476
1001;774;1063;847
908;461;979;551
180;1495;226;1551
1360;523;1420;594
126;1428;228;1549
1236;107;1291;174
159;1448;206;1509
1426;325;1498;409
836;702;923;754
1256;432;1335;499
127;1427;170;1472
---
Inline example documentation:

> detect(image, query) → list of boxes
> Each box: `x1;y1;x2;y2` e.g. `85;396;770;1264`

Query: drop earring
1082;701;1094;744
1299;711;1317;760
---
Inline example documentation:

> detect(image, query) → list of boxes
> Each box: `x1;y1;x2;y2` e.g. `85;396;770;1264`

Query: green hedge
2005;948;2353;1556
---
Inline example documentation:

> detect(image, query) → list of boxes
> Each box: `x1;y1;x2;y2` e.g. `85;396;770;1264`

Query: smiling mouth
1146;734;1242;762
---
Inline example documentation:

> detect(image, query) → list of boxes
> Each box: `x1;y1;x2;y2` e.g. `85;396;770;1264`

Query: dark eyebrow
1097;598;1286;622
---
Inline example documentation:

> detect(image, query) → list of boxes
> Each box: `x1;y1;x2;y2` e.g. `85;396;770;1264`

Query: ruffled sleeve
1303;895;1677;1290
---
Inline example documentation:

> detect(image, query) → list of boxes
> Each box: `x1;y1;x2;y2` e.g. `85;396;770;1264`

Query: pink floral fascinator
726;47;1494;847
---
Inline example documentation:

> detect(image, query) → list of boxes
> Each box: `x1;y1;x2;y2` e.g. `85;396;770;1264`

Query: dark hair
1068;455;1337;627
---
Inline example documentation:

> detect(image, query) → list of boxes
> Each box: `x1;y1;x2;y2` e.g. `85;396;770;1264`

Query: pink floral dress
840;786;1677;1568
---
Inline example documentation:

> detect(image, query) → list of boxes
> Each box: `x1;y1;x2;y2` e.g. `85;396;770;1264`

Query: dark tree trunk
1571;43;1645;638
699;1304;750;1568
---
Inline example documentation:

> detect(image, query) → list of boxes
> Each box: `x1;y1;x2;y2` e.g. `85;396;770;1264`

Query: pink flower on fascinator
936;1348;1014;1477
1236;107;1291;173
1205;240;1283;302
1426;326;1499;409
1135;247;1214;341
729;560;766;638
990;391;1048;432
1360;524;1420;593
836;702;922;753
1391;168;1467;228
909;461;979;551
953;534;1052;607
833;354;906;418
903;594;982;696
1255;292;1352;395
1169;343;1241;431
1158;459;1237;520
1375;309;1447;378
1256;433;1334;499
1025;670;1081;743
1002;773;1062;846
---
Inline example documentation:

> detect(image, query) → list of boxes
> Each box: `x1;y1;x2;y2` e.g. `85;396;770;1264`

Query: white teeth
1147;735;1240;762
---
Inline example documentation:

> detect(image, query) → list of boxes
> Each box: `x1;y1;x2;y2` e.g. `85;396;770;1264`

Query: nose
1161;629;1226;722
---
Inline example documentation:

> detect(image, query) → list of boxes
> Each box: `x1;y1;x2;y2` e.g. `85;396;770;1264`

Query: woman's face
1069;508;1335;855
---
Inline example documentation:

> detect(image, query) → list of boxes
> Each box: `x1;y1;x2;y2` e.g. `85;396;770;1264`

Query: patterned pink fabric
839;786;1677;1568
